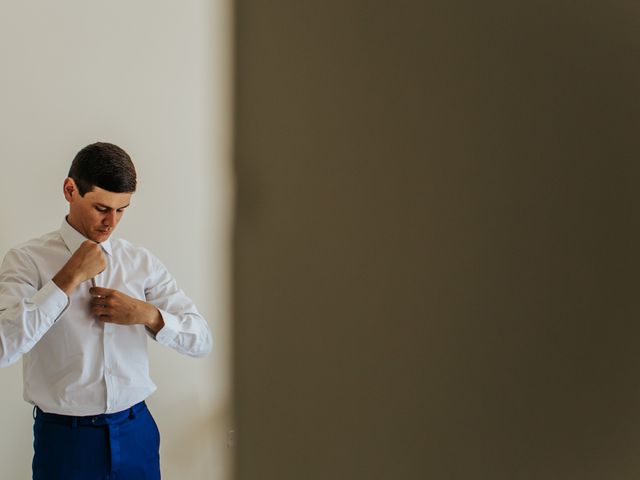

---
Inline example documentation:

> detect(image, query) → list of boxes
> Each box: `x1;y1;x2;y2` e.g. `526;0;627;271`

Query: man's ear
63;178;77;203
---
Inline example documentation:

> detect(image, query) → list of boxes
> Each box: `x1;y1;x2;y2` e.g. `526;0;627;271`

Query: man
0;142;212;479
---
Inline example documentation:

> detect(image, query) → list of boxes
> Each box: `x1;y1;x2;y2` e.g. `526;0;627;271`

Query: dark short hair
68;142;137;196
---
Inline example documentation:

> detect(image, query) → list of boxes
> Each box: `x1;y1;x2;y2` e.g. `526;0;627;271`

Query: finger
91;305;111;316
90;297;112;307
81;240;99;247
90;287;113;297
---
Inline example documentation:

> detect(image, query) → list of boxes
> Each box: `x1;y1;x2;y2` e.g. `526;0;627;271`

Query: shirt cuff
32;280;70;322
154;310;181;346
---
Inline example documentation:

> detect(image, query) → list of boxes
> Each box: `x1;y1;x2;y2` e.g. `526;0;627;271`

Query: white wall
0;1;233;479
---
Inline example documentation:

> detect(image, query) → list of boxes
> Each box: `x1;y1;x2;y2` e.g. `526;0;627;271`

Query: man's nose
103;211;116;226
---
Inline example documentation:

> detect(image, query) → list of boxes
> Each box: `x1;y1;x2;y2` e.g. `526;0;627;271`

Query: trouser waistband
34;401;147;427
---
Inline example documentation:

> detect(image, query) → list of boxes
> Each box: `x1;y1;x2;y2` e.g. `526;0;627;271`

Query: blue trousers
32;401;161;480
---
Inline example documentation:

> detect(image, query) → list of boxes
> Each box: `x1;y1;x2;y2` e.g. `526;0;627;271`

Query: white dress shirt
0;219;212;415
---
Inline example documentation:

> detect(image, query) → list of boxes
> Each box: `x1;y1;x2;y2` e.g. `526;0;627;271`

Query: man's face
64;178;132;243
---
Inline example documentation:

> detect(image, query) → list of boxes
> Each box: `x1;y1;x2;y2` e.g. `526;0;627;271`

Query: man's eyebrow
94;202;131;210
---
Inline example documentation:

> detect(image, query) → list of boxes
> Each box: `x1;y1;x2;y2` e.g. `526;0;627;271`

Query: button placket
97;257;116;413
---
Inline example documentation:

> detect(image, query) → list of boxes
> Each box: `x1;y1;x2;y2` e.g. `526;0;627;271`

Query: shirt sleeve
0;248;69;368
144;253;212;357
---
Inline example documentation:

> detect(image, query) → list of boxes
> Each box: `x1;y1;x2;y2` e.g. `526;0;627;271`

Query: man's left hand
89;287;165;333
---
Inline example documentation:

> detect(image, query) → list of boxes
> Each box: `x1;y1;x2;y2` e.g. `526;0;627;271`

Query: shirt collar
59;218;113;257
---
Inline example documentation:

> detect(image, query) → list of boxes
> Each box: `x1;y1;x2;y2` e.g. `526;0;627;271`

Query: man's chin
92;230;112;242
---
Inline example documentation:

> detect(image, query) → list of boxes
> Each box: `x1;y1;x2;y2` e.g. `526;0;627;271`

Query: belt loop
71;417;78;428
128;406;136;420
32;405;37;420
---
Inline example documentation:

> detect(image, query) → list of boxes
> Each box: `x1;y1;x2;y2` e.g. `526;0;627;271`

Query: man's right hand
52;240;107;295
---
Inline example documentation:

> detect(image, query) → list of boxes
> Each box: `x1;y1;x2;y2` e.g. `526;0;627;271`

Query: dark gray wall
234;2;640;478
